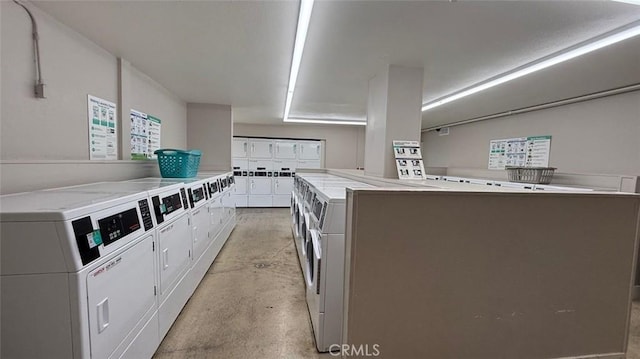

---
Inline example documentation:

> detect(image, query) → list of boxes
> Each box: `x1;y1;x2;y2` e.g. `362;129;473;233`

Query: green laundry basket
154;149;202;178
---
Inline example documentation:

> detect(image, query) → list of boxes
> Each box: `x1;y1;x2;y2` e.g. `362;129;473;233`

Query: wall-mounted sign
87;95;117;160
393;140;426;180
488;135;552;170
130;109;162;160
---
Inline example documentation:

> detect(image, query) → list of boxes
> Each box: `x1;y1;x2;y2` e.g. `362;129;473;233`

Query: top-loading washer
1;188;159;359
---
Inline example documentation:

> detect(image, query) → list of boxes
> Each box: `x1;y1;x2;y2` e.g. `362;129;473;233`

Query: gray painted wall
0;1;188;194
422;91;640;176
234;123;365;169
187;103;232;171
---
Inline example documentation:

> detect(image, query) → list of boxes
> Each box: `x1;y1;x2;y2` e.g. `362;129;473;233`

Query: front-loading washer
1;189;159;359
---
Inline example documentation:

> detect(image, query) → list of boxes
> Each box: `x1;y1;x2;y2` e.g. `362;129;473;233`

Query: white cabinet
249;139;274;159
232;158;249;170
273;159;297;172
297;160;321;169
274;140;297;159
248;159;273;171
298;141;322;160
232;138;248;158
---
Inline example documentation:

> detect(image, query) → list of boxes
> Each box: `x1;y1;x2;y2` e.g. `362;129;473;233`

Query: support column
364;65;424;178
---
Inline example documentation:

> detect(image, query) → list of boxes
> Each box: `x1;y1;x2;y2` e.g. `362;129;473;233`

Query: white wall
187;103;232;171
233;123;365;169
0;1;188;194
422;91;640;176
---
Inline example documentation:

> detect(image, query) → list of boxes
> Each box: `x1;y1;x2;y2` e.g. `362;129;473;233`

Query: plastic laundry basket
154;149;202;178
505;166;556;184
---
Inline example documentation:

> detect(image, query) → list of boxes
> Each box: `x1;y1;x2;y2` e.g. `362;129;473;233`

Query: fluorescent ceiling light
612;0;640;5
284;118;367;126
283;0;315;122
422;21;640;112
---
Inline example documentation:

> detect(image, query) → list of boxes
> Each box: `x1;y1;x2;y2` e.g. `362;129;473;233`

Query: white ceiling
33;0;640;129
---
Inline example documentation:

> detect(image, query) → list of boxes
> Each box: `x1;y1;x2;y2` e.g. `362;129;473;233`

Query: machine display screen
98;208;140;246
163;193;183;215
192;187;205;203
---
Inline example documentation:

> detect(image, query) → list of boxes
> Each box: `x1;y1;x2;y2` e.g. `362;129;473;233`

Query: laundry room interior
1;1;640;359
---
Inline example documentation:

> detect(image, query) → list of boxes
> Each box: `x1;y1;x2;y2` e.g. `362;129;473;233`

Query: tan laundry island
342;187;640;359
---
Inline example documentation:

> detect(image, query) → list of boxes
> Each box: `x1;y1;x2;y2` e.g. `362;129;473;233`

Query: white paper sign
88;95;117;160
130;110;162;160
393;140;426;180
488;136;552;170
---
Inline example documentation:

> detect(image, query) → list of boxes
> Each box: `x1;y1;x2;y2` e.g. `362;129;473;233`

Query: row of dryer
0;172;236;359
290;173;374;352
231;158;321;208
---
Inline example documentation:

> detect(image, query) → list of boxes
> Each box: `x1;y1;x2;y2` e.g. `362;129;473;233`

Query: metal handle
269;144;273;154
276;180;279;188
193;226;198;243
293;144;297;154
163;248;169;269
251;143;255;154
97;298;110;333
276;143;279;154
243;142;247;153
316;145;320;155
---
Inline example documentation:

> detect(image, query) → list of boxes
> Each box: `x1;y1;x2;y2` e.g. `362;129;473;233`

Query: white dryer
1;189;159;359
301;181;373;353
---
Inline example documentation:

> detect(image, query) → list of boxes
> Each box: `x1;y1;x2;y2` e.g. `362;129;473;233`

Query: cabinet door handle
97;298;110;333
193;226;198;243
243;142;247;154
251;143;255;154
269;144;273;154
293;144;297;154
163;248;169;270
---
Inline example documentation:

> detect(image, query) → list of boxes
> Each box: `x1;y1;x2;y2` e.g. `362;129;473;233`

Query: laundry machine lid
0;190;146;222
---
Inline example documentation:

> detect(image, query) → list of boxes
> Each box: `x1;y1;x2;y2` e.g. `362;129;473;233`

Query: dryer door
158;214;192;300
87;235;156;359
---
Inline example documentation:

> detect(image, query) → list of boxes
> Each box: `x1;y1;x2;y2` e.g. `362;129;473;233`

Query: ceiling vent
437;127;450;136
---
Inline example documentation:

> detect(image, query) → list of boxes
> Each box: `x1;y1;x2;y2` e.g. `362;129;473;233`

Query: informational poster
393;140;426;180
488;135;552;170
147;115;162;159
88;95;117;160
130;109;162;160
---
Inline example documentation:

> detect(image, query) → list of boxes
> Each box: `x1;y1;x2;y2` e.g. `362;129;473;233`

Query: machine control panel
189;186;206;208
312;198;324;221
72;216;101;265
138;199;154;231
152;193;183;224
221;177;228;188
98;208;141;246
211;181;220;194
180;188;189;209
318;202;328;230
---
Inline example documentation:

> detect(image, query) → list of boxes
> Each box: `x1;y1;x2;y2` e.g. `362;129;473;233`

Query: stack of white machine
0;171;235;359
232;137;323;208
291;173;374;352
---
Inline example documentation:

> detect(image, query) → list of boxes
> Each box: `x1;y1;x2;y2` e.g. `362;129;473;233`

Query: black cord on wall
13;0;46;98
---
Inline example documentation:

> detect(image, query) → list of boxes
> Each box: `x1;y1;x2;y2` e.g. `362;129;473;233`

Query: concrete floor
155;208;640;359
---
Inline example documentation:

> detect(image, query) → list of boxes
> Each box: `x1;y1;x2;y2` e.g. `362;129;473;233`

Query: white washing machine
1;189;159;359
49;181;194;341
248;169;273;207
298;180;374;353
199;171;237;261
127;178;214;296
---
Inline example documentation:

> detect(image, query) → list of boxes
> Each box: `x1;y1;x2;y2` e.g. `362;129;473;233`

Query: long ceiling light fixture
282;0;315;123
422;20;640;112
285;118;367;126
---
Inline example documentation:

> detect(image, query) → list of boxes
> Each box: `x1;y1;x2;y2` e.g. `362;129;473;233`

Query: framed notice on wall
87;95;117;160
488;135;552;170
130;109;162;160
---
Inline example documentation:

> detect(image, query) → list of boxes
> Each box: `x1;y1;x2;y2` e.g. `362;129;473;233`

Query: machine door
232;138;248;158
249;139;274;159
249;177;273;195
234;176;248;195
87;235;156;359
157;214;192;298
309;230;322;297
274;140;297;159
298;141;321;160
191;207;211;262
273;177;294;195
